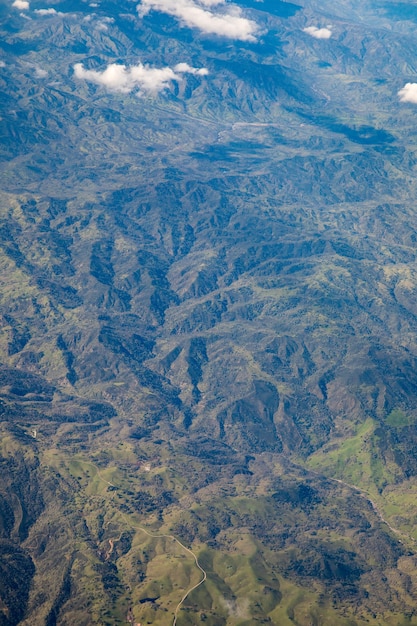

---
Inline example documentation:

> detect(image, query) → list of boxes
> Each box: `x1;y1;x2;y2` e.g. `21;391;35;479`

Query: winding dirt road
87;460;208;625
303;464;416;546
330;476;413;544
118;512;207;626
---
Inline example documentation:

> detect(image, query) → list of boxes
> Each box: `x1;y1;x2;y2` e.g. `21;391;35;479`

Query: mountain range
2;0;417;624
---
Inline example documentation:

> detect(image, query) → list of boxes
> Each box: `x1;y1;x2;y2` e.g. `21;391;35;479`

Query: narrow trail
105;529;125;560
87;460;208;625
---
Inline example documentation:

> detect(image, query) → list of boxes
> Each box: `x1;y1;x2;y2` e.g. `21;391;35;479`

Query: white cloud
82;14;114;29
73;60;208;94
174;62;208;75
137;0;259;41
303;26;332;39
12;0;29;9
96;16;115;30
35;66;48;77
398;83;417;104
0;61;6;68
35;7;64;15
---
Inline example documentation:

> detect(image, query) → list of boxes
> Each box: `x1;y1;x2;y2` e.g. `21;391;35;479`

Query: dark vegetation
0;545;35;626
